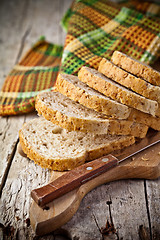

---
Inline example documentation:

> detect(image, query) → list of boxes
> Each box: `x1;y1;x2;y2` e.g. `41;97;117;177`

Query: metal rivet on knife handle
31;130;160;208
31;154;118;207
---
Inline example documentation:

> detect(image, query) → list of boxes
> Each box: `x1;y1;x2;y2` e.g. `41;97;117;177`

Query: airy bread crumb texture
19;117;135;171
35;91;148;138
79;66;158;117
56;73;131;119
56;73;160;131
19;51;160;172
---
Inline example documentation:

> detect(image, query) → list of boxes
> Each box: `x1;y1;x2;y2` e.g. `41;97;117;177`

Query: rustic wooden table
0;0;159;239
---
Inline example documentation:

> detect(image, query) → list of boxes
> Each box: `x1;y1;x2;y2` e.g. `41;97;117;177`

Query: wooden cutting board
29;141;160;236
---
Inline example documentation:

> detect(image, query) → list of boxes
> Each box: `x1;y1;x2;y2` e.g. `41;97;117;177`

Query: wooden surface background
0;0;159;239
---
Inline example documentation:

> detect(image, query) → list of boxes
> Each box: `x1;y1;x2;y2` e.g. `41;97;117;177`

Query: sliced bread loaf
98;58;160;104
35;91;148;138
111;51;160;86
78;66;158;117
19;117;135;171
55;73;131;119
57;72;160;131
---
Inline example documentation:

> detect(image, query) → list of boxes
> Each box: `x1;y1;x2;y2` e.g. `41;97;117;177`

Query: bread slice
57;72;160;131
19;117;135;171
55;73;131;119
98;58;160;104
127;108;160;130
56;73;160;131
78;66;158;117
111;51;160;86
35;91;148;138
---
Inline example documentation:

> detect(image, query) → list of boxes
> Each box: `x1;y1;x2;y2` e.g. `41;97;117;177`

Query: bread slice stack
19;117;135;171
19;51;160;171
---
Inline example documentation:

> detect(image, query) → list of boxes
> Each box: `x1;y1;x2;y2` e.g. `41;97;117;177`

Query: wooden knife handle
31;154;118;207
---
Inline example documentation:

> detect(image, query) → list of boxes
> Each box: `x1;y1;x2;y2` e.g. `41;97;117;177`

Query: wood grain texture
0;0;29;187
0;150;51;239
0;0;72;186
31;154;118;207
0;0;73;239
0;0;159;239
0;0;29;88
146;179;160;239
30;142;160;238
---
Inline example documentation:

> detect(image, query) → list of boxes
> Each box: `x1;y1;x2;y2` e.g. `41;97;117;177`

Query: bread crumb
141;156;149;161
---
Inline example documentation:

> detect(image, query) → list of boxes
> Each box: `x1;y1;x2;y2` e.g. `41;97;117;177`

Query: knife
31;129;160;208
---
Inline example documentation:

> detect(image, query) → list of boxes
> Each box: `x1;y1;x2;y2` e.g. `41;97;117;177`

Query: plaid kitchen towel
60;0;160;74
0;0;160;116
0;39;63;116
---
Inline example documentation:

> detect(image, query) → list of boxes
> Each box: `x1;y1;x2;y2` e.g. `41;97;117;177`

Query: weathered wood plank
22;0;61;43
0;0;30;88
0;0;159;239
19;0;72;58
0;0;72;187
146;178;160;240
0;116;24;189
0;0;31;188
60;180;150;240
0;150;51;239
0;0;72;239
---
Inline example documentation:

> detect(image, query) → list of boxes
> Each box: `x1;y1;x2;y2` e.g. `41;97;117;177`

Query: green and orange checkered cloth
0;0;160;116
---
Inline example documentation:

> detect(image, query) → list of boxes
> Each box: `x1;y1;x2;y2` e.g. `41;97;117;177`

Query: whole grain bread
57;72;160;130
78;66;159;117
19;117;135;171
127;108;160;130
111;51;160;86
55;73;131;119
35;91;148;138
98;58;160;104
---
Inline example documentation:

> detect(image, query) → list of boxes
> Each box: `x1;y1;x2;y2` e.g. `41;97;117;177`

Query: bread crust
78;66;158;117
36;93;109;134
78;66;160;130
19;119;135;171
111;51;160;86
35;92;148;138
128;108;160;130
56;73;131;119
56;73;160;131
99;58;160;105
19;128;86;171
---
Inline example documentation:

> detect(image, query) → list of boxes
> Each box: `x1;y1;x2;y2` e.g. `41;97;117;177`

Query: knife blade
31;129;160;208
